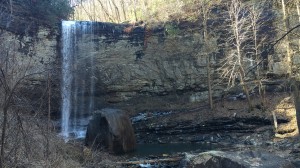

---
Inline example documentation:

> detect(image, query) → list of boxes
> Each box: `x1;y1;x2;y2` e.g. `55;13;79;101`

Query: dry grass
0;112;83;167
0;110;129;168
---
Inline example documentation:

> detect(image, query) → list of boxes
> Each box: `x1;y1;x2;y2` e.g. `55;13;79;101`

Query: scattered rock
182;150;295;168
131;111;173;123
85;108;136;154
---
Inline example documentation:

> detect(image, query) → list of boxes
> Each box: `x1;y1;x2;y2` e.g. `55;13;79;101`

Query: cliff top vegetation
0;0;73;28
72;0;291;24
73;0;218;23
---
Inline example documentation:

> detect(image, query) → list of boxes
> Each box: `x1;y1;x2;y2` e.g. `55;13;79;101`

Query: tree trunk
207;55;213;109
296;0;300;51
133;0;138;22
241;80;252;111
272;110;278;132
0;107;8;168
239;68;252;111
46;72;51;159
203;14;213;109
281;0;291;74
120;0;127;21
293;81;300;134
258;81;266;111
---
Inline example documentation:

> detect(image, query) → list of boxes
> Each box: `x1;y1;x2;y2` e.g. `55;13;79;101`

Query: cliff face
1;1;299;114
62;21;227;111
0;25;59;114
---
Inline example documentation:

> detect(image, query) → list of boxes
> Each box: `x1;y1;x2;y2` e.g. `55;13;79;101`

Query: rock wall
2;1;300;114
69;2;298;111
69;21;228;110
0;25;60;114
72;19;268;110
80;3;300;109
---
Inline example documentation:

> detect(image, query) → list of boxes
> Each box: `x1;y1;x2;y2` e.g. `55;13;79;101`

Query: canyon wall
0;22;60;114
1;2;300;114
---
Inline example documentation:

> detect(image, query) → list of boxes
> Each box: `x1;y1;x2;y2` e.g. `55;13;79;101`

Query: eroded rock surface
183;150;295;168
85;108;136;154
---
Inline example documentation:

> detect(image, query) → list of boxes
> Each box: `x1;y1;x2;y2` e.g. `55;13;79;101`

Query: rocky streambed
131;107;287;145
120;113;300;167
64;93;300;167
133;115;277;144
115;94;300;167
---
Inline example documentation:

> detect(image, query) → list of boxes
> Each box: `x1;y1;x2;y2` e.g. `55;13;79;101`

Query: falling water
61;21;75;138
61;21;95;140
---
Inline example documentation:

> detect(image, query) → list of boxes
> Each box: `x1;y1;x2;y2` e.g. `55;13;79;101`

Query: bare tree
120;0;127;21
248;1;270;111
0;6;53;165
295;0;300;52
133;0;138;22
111;0;121;23
291;0;300;135
73;0;186;23
219;0;267;111
198;0;221;109
0;38;31;167
281;0;292;75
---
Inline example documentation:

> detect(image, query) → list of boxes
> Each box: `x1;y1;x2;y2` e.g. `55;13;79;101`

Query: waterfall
61;21;95;140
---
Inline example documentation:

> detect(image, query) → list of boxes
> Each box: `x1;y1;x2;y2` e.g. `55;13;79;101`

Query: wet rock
190;92;208;102
134;117;273;144
182;150;295;168
191;134;223;143
243;135;264;146
85;108;136;154
131;111;173;123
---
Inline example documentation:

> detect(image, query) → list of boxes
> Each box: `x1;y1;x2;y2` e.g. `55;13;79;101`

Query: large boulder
85;108;136;154
182;150;295;168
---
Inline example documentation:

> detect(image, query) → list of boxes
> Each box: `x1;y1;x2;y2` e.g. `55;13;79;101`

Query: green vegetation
5;0;73;27
165;23;180;37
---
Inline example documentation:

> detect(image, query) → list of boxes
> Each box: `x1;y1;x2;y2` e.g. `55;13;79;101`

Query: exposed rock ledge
182;150;295;168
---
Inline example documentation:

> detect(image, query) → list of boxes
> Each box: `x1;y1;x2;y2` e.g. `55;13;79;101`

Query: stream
131;142;221;157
